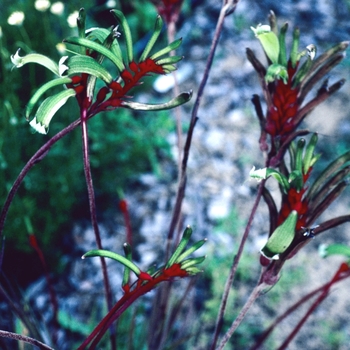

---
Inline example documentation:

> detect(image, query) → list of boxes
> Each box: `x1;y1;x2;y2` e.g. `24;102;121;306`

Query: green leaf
77;8;86;39
11;49;60;76
156;56;183;65
294;58;313;85
175;239;207;263
29;89;76;134
267;168;290;192
26;77;73;119
122;243;132;286
288;169;303;189
110;9;133;64
166;226;193;268
303;133;318;174
150;38;182;60
249;166;290;192
295;138;306;173
64;36;125;71
86;27;110;43
82;249;142;277
251;24;280;64
307;150;350;200
162;65;178;73
261;210;298;259
139;15;163;62
66;55;113;84
319;243;350;258
185;266;203;275
278;22;288;66
121;91;192;111
290;28;300;68
180;256;206;269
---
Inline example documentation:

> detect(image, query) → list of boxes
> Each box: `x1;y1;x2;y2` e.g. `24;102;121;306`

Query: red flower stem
277;265;350;350
79;273;176;349
0;118;81;242
210;179;266;350
250;267;350;350
80;107;115;350
0;330;54;350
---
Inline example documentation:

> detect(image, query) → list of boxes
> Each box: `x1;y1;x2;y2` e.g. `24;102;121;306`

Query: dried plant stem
151;3;240;348
216;281;266;350
150;5;236;347
80;111;115;349
167;0;239;252
210;180;266;350
0;330;54;350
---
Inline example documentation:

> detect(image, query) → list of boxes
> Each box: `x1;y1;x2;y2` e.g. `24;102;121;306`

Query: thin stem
249;271;350;350
0;283;43;342
276;266;350;350
166;0;239;255
80;110;115;349
0;119;81;241
80;274;174;349
152;3;239;349
216;281;266;350
0;330;54;350
210;180;265;350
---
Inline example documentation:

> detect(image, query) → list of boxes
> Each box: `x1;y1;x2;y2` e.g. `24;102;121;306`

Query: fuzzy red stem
79;271;184;349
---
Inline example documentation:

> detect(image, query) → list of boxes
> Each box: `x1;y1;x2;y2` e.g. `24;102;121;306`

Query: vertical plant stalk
80;108;115;349
166;0;240;255
148;2;240;348
210;180;266;350
147;2;240;348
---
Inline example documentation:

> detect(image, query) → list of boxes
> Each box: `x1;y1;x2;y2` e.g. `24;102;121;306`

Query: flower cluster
79;226;206;348
11;8;191;134
251;135;350;275
249;13;348;166
247;13;350;282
